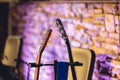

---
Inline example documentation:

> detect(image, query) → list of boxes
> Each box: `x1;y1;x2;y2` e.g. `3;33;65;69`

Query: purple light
11;2;120;80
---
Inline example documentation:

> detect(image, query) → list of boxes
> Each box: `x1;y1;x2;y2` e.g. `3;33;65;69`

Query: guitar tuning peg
56;28;59;31
60;30;64;34
62;36;68;40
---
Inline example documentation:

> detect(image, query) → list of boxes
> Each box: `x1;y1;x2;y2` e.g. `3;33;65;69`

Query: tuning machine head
55;18;68;39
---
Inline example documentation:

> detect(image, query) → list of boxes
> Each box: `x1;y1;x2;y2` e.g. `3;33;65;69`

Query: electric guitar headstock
38;29;52;54
55;18;69;43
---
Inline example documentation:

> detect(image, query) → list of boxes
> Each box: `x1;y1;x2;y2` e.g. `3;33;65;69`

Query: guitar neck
66;39;77;80
34;29;52;80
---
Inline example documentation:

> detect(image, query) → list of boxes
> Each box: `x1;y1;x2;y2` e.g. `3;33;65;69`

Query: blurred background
0;0;120;80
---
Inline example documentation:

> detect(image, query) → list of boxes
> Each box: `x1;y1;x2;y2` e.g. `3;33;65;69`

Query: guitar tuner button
60;30;64;33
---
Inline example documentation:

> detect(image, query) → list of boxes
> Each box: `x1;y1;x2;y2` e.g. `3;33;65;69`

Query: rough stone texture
11;2;120;80
105;14;115;32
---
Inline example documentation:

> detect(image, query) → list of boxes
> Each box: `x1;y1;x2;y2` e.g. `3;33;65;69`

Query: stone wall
11;2;120;80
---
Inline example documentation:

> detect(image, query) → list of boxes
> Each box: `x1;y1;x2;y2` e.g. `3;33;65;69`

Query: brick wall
11;2;120;80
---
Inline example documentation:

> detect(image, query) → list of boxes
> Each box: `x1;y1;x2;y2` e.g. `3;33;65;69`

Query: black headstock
56;18;68;42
